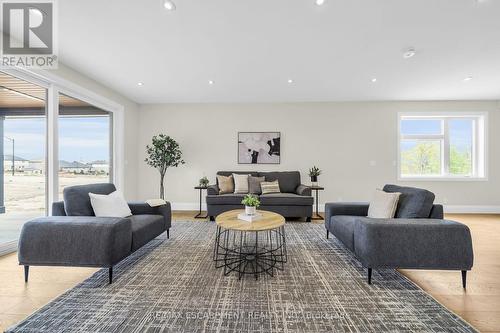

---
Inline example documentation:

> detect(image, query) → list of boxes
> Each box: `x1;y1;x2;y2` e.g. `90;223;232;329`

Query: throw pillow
217;175;234;194
233;173;250;194
367;189;401;218
383;184;435;218
89;191;132;218
249;176;265;194
261;180;281;195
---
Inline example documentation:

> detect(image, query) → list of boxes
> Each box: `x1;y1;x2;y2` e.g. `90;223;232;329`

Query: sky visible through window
3;117;110;163
401;119;473;152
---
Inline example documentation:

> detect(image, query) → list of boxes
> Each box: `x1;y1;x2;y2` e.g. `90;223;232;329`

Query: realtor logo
1;0;57;68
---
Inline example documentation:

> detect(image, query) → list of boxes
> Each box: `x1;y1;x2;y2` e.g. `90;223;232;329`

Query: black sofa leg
367;268;372;285
167;228;170;239
326;230;329;239
462;270;467;289
24;265;29;283
306;217;311;222
109;267;113;284
209;216;215;222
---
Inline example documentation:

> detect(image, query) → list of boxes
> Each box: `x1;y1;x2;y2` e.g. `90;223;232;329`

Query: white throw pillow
233;174;250;194
89;191;132;218
368;189;401;218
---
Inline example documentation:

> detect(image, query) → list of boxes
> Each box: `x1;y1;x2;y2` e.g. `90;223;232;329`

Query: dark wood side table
194;186;208;219
310;186;325;220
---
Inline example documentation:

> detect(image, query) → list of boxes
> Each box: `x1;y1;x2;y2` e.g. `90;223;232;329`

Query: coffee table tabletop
216;209;285;231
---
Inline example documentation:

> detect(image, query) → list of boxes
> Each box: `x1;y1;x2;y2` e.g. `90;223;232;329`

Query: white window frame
398;112;487;181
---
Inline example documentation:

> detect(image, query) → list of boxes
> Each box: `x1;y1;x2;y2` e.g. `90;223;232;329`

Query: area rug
7;222;476;332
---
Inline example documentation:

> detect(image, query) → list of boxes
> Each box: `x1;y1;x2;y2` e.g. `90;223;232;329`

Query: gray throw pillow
249;176;265;194
383;184;435;218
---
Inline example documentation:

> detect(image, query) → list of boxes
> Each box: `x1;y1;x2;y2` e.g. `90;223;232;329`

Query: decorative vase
311;176;318;187
245;206;256;216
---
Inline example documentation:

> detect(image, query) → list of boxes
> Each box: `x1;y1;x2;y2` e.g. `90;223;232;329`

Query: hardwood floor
0;212;498;332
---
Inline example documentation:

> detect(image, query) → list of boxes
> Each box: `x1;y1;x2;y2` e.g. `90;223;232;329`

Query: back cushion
216;171;258;186
383;184;435;218
63;183;117;216
258;171;300;193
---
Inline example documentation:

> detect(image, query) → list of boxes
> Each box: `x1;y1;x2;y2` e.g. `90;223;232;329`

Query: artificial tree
145;134;185;199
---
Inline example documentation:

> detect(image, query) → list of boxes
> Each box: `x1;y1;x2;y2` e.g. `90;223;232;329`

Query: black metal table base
213;226;287;279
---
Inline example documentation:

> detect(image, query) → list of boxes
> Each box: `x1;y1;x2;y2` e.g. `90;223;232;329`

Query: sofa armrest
52;201;66;216
325;202;369;225
353;218;474;270
128;202;172;229
207;184;219;195
18;216;132;267
296;184;312;196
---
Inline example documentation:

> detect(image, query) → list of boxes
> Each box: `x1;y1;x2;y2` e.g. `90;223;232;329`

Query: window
399;113;486;180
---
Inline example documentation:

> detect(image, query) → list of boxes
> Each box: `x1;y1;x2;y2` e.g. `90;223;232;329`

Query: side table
310;186;324;220
194;186;208;219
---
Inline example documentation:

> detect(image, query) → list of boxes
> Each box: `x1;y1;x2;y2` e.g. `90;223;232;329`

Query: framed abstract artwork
238;132;281;164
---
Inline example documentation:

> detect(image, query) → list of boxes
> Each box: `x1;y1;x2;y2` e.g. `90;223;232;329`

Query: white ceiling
58;0;500;103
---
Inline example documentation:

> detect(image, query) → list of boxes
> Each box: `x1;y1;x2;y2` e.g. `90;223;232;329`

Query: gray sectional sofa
207;171;313;221
18;183;171;284
325;184;474;286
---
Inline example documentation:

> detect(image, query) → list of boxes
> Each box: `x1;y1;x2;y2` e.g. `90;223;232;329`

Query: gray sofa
325;184;474;287
207;171;313;221
18;183;171;284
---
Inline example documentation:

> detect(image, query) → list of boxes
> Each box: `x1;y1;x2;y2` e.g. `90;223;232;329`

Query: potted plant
241;194;260;216
308;166;322;186
199;176;209;188
145;134;185;200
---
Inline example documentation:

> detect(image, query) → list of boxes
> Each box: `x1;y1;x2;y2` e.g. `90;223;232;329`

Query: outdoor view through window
0;71;112;248
400;115;485;179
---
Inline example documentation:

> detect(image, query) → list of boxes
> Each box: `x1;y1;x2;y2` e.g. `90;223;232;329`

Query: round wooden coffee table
213;209;287;279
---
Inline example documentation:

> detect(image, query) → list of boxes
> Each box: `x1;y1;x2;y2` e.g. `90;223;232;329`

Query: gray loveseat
207;171;313;221
18;183;171;284
325;184;474;287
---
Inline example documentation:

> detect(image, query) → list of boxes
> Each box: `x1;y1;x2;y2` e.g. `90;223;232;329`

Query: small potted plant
199;176;209;188
241;194;260;216
308;166;321;186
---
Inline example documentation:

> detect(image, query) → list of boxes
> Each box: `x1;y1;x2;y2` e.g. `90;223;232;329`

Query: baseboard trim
170;202;500;214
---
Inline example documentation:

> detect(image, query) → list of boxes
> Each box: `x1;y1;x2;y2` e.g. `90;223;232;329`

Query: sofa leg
109;267;113;284
367;268;372;285
462;270;467;289
209;216;215;222
24;265;29;283
326;230;329;239
167;228;170;239
306;217;311;222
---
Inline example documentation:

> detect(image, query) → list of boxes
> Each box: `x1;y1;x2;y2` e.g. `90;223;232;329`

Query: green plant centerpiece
241;194;260;216
199;176;209;188
145;134;185;200
308;166;322;185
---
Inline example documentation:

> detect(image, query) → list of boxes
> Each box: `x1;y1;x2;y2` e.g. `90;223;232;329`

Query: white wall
48;64;140;199
137;101;500;212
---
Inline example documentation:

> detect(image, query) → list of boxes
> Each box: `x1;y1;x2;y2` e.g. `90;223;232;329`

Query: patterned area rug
8;222;476;332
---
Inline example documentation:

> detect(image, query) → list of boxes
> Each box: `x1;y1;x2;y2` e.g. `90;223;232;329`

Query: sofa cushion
206;194;246;205
383;184;435;218
249;176;265;194
130;215;165;251
258;171;300;193
63;183;116;216
260;193;313;206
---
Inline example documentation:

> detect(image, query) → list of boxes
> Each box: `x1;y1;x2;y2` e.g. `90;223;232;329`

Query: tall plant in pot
308;166;322;186
241;194;260;216
145;134;185;200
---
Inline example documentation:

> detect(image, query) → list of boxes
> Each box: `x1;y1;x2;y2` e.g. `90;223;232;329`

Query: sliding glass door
58;93;113;197
0;71;47;250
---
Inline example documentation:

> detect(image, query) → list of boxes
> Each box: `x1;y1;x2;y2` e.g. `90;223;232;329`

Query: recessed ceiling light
208;80;214;85
137;82;144;86
316;0;325;5
163;0;176;11
463;76;473;82
371;78;377;83
287;79;293;84
403;48;416;58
